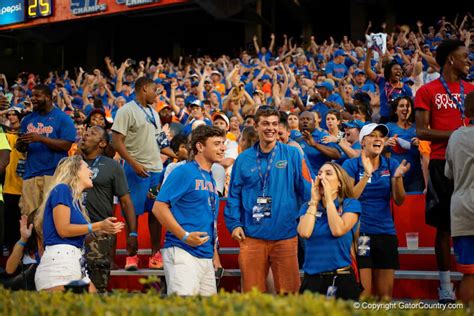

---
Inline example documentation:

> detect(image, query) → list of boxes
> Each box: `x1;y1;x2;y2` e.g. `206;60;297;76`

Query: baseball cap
212;112;230;126
157;103;171;112
211;70;222;77
355;69;366;76
343;120;365;130
261;74;271;81
316;81;334;91
359;123;389;143
334;49;347;57
189;99;203;108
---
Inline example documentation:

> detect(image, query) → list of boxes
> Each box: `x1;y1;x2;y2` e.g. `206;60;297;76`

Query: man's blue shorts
453;236;474;275
124;161;161;216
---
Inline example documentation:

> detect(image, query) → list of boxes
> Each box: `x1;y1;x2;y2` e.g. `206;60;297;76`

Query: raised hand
394;159;411;178
19;215;33;241
361;151;374;176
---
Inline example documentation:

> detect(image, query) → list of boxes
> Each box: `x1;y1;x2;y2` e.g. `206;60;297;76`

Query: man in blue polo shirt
154;125;226;296
16;84;76;216
310;81;345;130
225;107;312;293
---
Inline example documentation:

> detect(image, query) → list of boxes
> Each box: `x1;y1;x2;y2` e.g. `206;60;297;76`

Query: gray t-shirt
445;126;474;237
83;156;129;222
112;100;163;172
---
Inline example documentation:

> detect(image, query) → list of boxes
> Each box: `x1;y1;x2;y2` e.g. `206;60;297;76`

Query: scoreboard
27;0;53;18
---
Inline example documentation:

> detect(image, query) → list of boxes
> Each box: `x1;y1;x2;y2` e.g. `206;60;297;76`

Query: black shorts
357;234;399;270
300;268;361;301
425;159;454;232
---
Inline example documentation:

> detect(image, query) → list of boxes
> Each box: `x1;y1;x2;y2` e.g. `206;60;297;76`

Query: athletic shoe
125;255;139;271
148;252;163;269
438;284;456;304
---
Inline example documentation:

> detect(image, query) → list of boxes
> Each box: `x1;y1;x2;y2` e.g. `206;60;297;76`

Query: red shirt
414;79;474;160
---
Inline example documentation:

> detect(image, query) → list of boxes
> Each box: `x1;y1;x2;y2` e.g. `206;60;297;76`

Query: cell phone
149;187;158;196
127;59;136;66
215;267;224;287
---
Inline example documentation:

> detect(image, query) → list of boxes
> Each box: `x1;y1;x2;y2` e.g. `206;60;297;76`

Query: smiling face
395;98;412;122
256;115;279;145
362;129;386;156
200;136;226;164
389;64;403;83
451;46;471;77
90;112;106;128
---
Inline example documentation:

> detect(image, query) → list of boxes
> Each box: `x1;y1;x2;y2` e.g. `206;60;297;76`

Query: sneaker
438;284;456;304
125;255;139;271
148;252;163;269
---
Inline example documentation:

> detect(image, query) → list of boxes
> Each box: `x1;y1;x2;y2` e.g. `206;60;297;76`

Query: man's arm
415;109;454;141
18;133;72;152
0;149;10;176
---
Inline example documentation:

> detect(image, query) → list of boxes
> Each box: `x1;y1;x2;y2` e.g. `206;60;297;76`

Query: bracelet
363;172;371;178
129;232;138;237
87;223;93;233
306;211;317;217
182;232;190;242
308;200;318;207
18;240;27;247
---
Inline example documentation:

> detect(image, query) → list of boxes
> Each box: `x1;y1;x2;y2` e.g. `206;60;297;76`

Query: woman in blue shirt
385;97;424;192
298;162;361;300
34;156;124;292
342;123;410;300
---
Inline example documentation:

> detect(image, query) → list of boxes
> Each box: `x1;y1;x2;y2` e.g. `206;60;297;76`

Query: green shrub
0;288;469;316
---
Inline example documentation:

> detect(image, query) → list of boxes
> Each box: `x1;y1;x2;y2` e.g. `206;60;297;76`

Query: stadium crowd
0;14;473;303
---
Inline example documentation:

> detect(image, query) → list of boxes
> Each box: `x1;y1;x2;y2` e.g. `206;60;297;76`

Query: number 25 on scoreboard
28;0;52;17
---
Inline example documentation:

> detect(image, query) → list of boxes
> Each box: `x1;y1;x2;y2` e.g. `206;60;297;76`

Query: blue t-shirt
43;184;88;248
376;76;413;118
310;93;344;130
300;198;361;274
20;108;76;179
325;62;348;80
157;162;219;259
386;122;422;190
295;129;342;174
342;156;399;235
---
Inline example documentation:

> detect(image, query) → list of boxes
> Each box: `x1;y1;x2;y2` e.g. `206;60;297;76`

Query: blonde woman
298;162;361;300
34;156;124;292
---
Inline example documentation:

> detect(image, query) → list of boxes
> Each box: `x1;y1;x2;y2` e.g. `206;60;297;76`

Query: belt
317;266;351;276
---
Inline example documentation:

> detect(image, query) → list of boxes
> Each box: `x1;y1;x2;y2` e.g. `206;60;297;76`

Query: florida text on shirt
195;179;218;194
26;122;53;137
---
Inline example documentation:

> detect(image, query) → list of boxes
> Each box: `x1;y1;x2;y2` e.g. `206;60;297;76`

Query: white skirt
35;244;90;291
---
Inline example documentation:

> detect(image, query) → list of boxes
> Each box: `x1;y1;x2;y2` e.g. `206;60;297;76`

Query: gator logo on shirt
27;122;53;137
275;160;288;168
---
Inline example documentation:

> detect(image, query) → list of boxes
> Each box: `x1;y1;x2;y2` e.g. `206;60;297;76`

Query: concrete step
110;269;463;281
115;247;454;256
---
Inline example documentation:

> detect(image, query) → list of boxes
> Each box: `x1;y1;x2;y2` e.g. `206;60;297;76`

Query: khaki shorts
19;175;53;215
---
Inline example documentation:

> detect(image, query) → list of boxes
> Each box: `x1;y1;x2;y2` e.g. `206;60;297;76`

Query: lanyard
256;144;276;196
88;155;102;170
135;101;157;129
82;156;101;206
439;76;465;122
193;161;218;245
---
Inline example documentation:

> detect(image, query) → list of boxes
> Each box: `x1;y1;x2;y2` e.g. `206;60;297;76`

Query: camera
127;59;136;66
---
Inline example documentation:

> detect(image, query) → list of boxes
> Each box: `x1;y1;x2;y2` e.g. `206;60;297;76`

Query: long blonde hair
322;162;355;202
35;155;90;239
